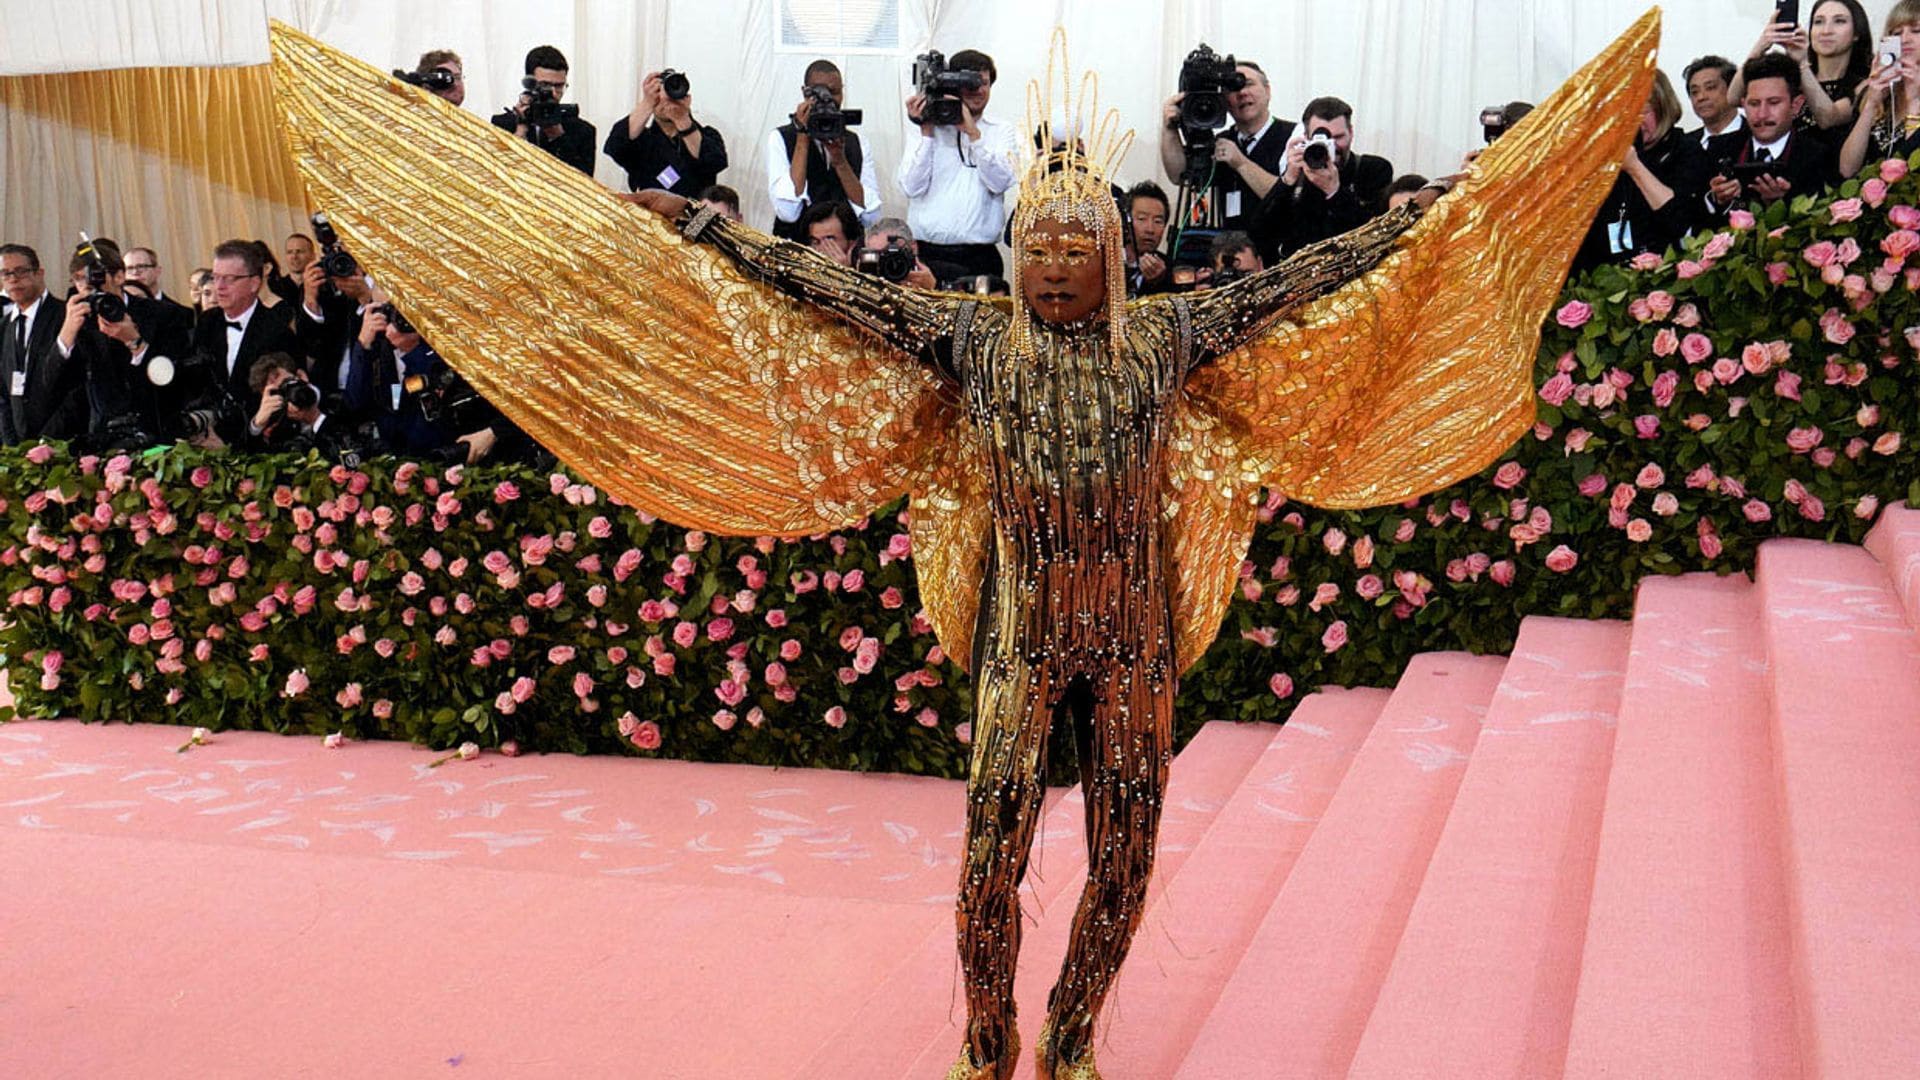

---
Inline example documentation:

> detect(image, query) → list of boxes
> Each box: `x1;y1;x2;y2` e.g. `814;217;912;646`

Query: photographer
898;49;1019;283
382;312;537;466
490;45;597;176
1574;71;1711;273
1123;181;1173;296
244;351;345;454
412;49;466;107
1684;56;1746;147
294;231;380;405
1;243;87;445
698;184;744;221
1705;53;1838;219
605;68;728;196
187;239;302;427
857;218;938;289
798;200;863;266
765;60;881;242
1255;97;1395;257
1158;53;1292;260
58;238;190;447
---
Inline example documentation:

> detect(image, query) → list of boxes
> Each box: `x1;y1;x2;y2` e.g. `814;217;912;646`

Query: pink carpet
5;505;1919;1078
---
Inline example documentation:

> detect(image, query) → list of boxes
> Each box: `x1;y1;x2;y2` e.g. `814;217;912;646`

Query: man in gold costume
268;15;1658;1078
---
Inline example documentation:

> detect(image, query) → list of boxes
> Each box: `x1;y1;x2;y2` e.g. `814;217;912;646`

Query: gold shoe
946;1028;1020;1080
1035;1020;1103;1080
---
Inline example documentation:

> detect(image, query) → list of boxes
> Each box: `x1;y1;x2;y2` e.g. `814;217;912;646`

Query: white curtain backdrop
3;0;1793;280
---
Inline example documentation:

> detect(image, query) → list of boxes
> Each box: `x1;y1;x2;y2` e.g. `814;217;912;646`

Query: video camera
309;213;359;278
856;239;915;283
395;67;457;93
911;51;983;127
520;76;581;128
74;233;128;324
660;68;690;102
1175;44;1246;186
797;83;861;141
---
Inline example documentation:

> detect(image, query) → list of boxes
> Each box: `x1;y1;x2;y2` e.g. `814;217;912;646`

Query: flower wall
2;156;1917;777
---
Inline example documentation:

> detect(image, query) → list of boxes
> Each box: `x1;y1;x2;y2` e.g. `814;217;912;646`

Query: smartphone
1882;36;1904;71
1731;161;1778;193
1775;0;1799;28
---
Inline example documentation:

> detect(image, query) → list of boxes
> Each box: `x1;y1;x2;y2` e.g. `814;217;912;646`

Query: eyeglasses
0;267;39;280
209;272;260;285
125;263;157;272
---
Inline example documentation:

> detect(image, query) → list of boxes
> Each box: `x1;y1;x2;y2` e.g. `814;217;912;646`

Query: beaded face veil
1007;28;1136;359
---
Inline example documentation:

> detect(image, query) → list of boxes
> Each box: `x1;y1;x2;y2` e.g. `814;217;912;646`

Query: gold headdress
1007;28;1136;359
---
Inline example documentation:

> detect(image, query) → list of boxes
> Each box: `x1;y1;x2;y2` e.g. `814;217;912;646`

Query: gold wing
267;23;950;538
1165;9;1661;671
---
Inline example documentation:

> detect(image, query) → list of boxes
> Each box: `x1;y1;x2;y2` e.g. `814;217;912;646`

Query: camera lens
661;70;690;101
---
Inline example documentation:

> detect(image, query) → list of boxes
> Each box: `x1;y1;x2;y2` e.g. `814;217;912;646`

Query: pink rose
1645;290;1675;319
1680;333;1713;364
1321;528;1348;556
1577;473;1608;498
1625;518;1653;542
1633;414;1660;439
1883;230;1920;260
780;638;803;661
1742;499;1773;523
823;706;848;729
283;669;310;697
1544;545;1579;573
1651;370;1679;407
1635;463;1665;488
1856;495;1881;519
1564;428;1593;453
1555;300;1593;328
1308;582;1341;612
706;618;735;642
1268;673;1294;699
1874;432;1902;455
1882;159;1911;183
1804;240;1839;268
1829;197;1863;224
1489;560;1516;586
1785;427;1824;453
1355;574;1384;599
1774;370;1802;401
671;620;698;648
1711;358;1741;385
631;720;662;750
1321;620;1349;653
1652;492;1679;516
1863;177;1890;208
1820;309;1856;345
1798;496;1826;522
1538;373;1574;406
1492;461;1527;490
1729;209;1756;230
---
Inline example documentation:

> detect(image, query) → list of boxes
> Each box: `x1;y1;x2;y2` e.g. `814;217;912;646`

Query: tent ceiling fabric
5;0;1763;293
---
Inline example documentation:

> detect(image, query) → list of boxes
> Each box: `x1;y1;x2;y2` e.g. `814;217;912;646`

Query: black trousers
918;241;1004;288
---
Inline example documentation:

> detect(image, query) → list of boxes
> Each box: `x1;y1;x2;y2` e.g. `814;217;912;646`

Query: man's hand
1212;136;1249;170
99;310;140;346
1138;252;1167;284
456;426;498;465
618;189;691;218
357;307;390;349
1281;135;1308;185
792;96;814;135
1303;157;1340;196
1708;173;1744;206
302;262;327;305
822;137;848;168
57;293;89;351
252;386;282;431
906;92;932;135
905;262;937;289
812;236;850;266
1752;173;1793;204
1460;147;1485;171
1162;93;1183;130
957;102;980;142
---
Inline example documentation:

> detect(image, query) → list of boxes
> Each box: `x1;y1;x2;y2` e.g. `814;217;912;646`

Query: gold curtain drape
0;64;310;298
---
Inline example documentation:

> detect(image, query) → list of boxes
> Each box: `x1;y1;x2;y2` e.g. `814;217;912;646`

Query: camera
1175;44;1247;185
856;240;916;283
395;67;457;93
1302;129;1338;170
273;377;321;413
1882;36;1904;72
1480;105;1511;144
797;83;862;141
75;234;127;324
520;76;581;128
911;51;984;127
373;302;415;336
1178;44;1247;132
309;213;359;278
660;68;690;102
404;365;487;432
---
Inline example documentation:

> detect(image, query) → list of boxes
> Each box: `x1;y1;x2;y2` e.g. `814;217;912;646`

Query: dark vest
773;123;865;242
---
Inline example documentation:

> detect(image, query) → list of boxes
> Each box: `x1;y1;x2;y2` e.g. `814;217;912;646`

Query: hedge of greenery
2;154;1916;777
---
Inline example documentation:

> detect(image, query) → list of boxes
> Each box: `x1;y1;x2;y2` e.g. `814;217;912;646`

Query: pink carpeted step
799;720;1275;1080
1757;539;1920;1077
1345;616;1629;1080
1086;686;1388;1079
1172;651;1506;1080
1864;501;1920;629
1562;573;1800;1078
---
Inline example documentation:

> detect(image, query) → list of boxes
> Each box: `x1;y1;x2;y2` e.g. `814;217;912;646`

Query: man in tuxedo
0;244;88;445
1705;53;1837;220
1683;55;1746;149
294;256;380;413
188;240;301;439
60;240;191;445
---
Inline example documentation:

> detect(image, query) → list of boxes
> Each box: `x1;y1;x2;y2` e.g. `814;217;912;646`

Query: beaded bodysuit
267;14;1660;1074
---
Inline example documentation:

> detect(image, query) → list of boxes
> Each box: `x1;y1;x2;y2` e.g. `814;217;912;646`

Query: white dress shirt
223;300;259;378
764;128;883;228
1697;111;1746;149
9;294;44;388
897;113;1020;245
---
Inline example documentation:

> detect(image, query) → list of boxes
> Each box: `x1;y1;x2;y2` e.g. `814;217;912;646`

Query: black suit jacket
1213;118;1297;262
189;302;301;409
292;290;369;394
82;294;197;441
491;110;598;175
1253;150;1395;257
0;294;89;445
1702;129;1838;220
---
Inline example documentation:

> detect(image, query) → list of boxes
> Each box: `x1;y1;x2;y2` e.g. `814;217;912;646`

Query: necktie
1753;146;1772;164
12;315;24;358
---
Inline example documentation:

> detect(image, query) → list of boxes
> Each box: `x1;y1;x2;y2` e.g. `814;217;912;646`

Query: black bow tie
226;320;245;331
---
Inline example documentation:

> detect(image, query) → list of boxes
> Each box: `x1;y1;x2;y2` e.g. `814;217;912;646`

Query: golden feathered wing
267;22;952;540
1159;9;1662;670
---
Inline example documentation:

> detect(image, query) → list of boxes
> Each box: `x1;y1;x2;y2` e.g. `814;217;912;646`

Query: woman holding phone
1838;1;1920;179
1731;0;1875;131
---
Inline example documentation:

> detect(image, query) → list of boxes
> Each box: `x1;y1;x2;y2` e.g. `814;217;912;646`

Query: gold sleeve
1160;9;1661;669
267;23;954;539
683;210;961;369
